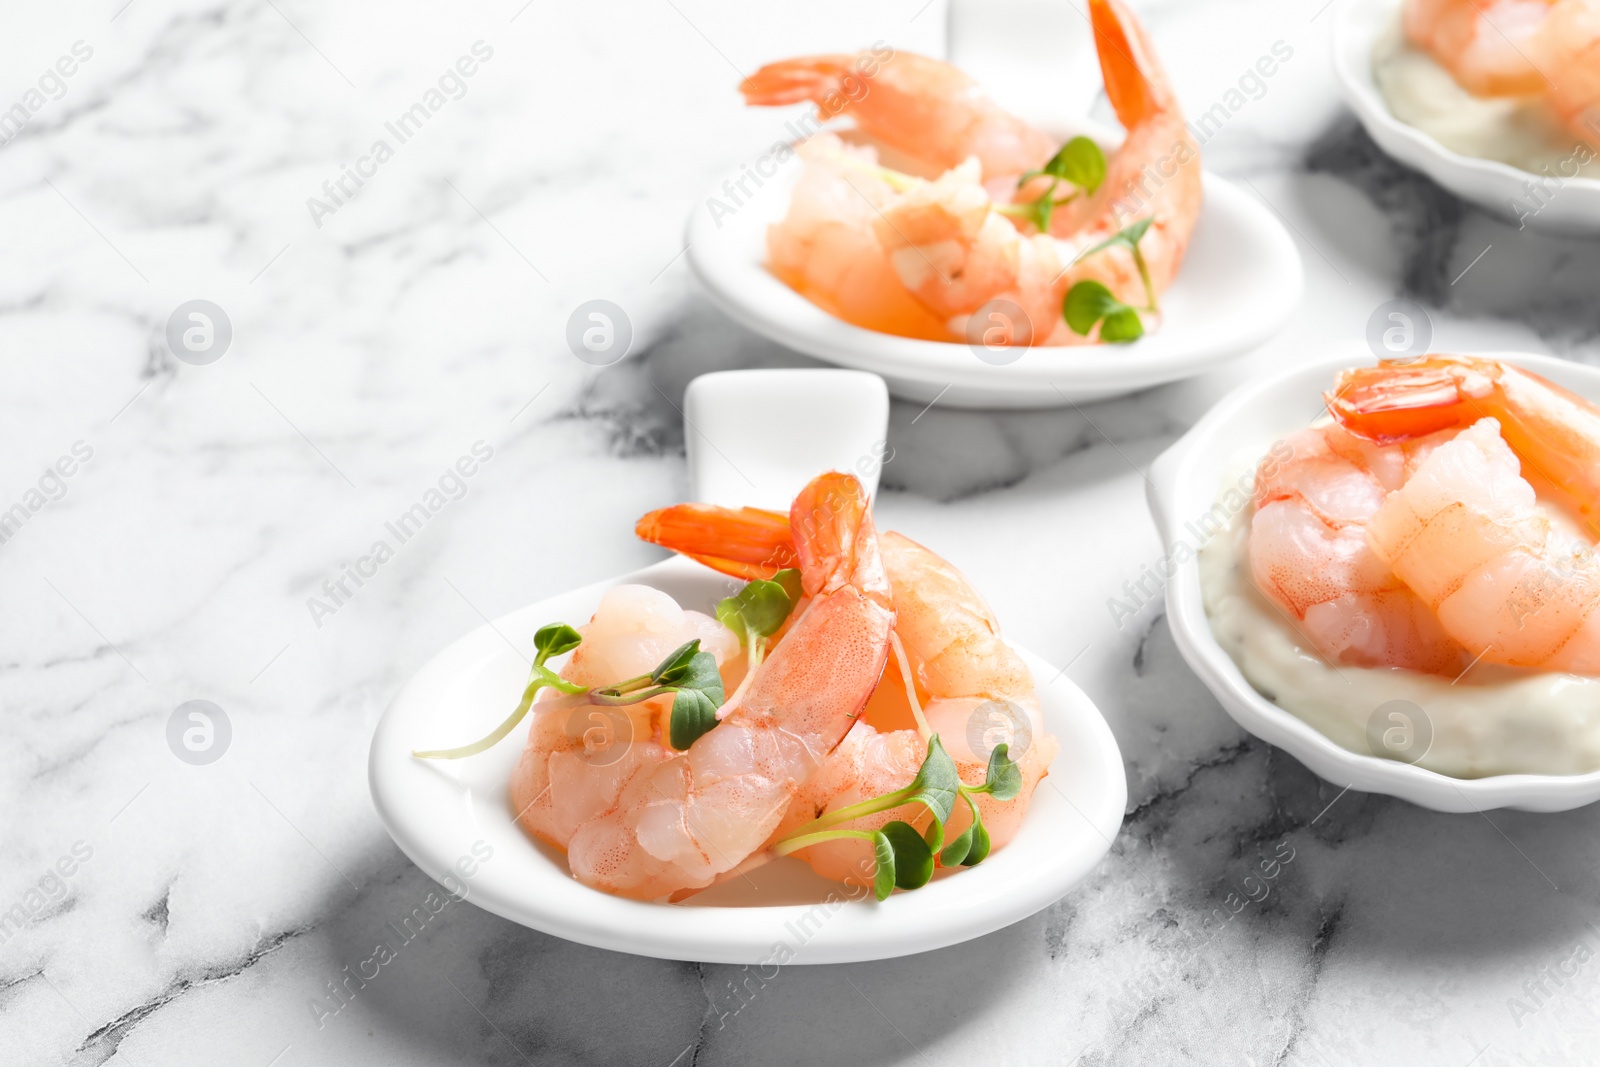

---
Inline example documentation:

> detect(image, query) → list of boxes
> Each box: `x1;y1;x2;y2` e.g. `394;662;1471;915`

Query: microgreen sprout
715;568;801;672
997;136;1107;234
412;623;588;760
413;627;728;759
773;734;1024;900
1063;217;1158;344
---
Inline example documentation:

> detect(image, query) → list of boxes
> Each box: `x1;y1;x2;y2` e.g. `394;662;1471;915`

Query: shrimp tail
1089;0;1178;128
1325;358;1501;440
740;56;858;108
635;503;796;580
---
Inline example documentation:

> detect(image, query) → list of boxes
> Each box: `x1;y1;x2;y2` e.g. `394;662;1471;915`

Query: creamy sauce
1371;17;1600;178
1200;451;1600;779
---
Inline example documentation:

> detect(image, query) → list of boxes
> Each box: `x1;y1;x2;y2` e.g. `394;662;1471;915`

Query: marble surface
4;1;1600;1065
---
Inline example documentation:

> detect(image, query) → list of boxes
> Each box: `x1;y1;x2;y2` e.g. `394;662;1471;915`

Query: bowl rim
1148;350;1600;812
684;118;1304;404
1330;0;1600;196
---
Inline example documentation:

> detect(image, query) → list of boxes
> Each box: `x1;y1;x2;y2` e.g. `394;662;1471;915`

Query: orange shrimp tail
1089;0;1175;128
1325;358;1495;441
740;55;857;108
790;472;887;600
635;503;797;580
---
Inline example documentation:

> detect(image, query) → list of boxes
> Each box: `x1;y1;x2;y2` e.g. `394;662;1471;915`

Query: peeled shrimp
1364;418;1600;672
635;508;1058;889
510;472;894;900
1327;355;1600;533
1324;356;1600;673
1403;0;1600;144
749;0;1200;345
740;48;1056;181
1249;422;1469;673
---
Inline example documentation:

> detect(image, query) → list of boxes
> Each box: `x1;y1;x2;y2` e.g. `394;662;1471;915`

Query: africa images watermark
306;40;496;229
308;840;494;1029
1506;115;1600;230
1108;40;1295;224
306;441;494;628
708;851;878;1029
0;440;95;549
0;840;95;948
1107;437;1294;629
703;41;894;229
0;40;94;147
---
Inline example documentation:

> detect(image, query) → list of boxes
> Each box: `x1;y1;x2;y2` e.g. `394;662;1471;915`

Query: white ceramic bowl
686;120;1303;409
369;369;1128;962
1333;0;1600;236
1148;351;1600;813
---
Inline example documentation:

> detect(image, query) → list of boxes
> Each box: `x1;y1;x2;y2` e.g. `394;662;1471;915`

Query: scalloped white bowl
1148;351;1600;813
687;120;1303;409
1334;0;1600;235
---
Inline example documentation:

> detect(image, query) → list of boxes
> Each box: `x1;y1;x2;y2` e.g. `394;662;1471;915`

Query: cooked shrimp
511;585;739;852
1326;355;1600;533
1320;356;1600;673
740;48;1056;181
765;134;951;341
1363;418;1600;672
1249;422;1469;673
511;472;894;901
1403;0;1553;96
851;0;1201;341
1403;0;1600;144
1051;0;1202;295
634;512;1058;889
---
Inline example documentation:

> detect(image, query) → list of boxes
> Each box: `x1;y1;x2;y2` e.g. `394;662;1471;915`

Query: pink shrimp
822;0;1200;343
1248;422;1469;673
1403;0;1600;144
1321;356;1600;673
510;472;894;901
634;515;1057;890
739;47;1056;180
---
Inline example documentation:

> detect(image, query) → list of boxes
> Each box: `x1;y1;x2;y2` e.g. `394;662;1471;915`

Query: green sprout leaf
771;568;803;604
905;735;961;824
879;820;935;891
922;816;945;855
872;831;897;901
414;625;588;760
665;649;725;750
1068;217;1160;320
1064;281;1144;343
962;818;992;867
940;824;975;867
983;742;1023;801
716;576;796;645
1077;217;1153;261
1003;138;1107;235
1039;136;1107;193
669;686;720;750
533;623;582;664
650;640;702;686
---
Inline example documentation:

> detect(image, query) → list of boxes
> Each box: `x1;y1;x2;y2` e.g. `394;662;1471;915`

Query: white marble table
4;1;1599;1064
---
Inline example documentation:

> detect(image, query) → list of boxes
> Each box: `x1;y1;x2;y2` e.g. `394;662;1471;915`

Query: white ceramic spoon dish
1149;352;1600;813
686;120;1303;409
370;369;1127;963
1334;0;1600;236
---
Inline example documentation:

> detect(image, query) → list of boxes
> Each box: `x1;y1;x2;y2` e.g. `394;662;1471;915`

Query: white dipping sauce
1199;454;1600;779
1371;16;1600;178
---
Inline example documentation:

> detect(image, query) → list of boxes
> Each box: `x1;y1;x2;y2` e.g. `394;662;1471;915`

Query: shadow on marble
573;296;1186;503
1301;118;1600;347
1127;614;1600;976
304;840;1033;1067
